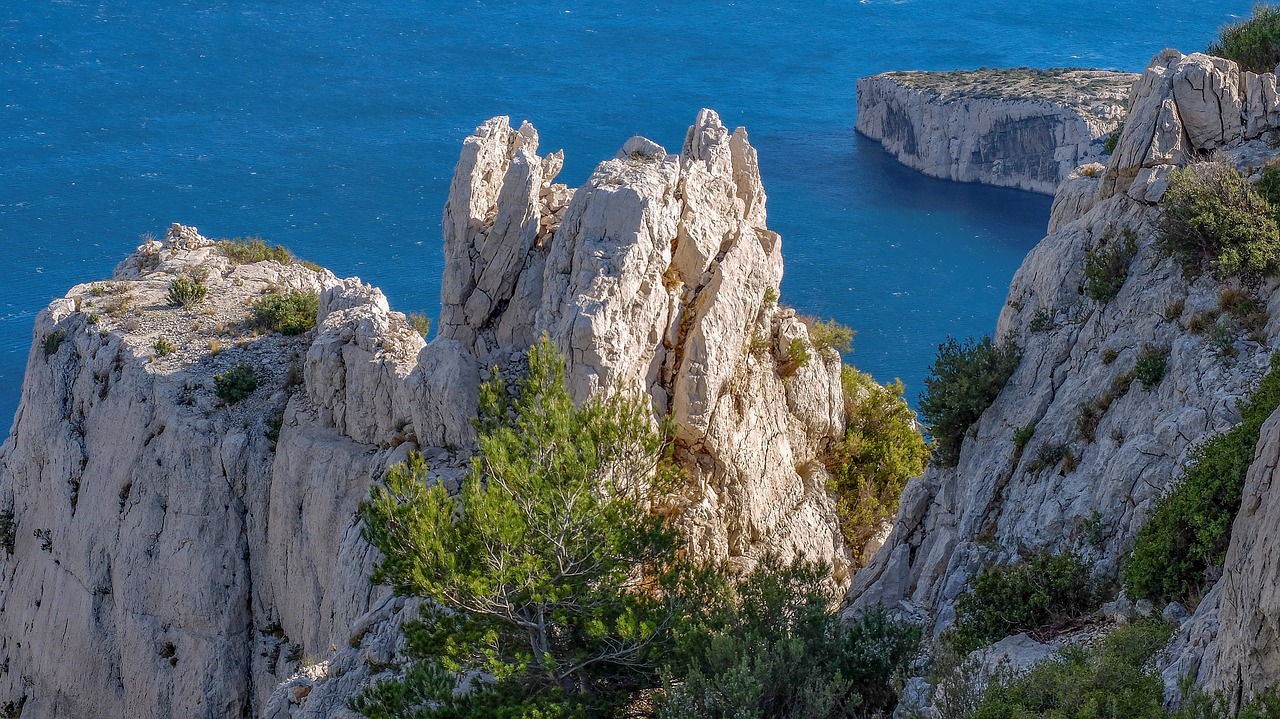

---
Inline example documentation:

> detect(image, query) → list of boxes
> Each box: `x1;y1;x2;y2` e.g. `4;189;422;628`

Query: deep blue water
0;1;1250;427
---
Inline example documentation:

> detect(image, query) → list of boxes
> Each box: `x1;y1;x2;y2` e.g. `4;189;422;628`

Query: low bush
1157;162;1280;277
251;291;319;336
0;511;14;555
967;621;1172;719
1103;121;1125;154
43;328;66;356
1125;353;1280;603
1208;3;1280;74
214;364;258;405
782;336;812;374
1259;165;1280;216
919;336;1022;466
827;367;929;560
167;275;208;307
218;237;294;265
153;336;176;357
1084;227;1139;303
657;560;921;719
805;317;855;355
1134;344;1169;390
1013;423;1036;454
1174;685;1280;719
1029;308;1055;333
406;312;431;338
949;551;1104;652
1024;442;1077;475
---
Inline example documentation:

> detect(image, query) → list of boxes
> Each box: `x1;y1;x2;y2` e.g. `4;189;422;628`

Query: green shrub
657;567;921;719
1013;423;1036;453
406;312;431;338
1258;165;1280;218
1208;3;1280;74
167;275;208;307
43;328;66;356
153;336;176;357
1084;228;1139;303
1103;121;1125;154
218;237;294;265
828;367;929;561
214;364;258;405
782;336;813;374
805;317;855;355
1219;287;1271;344
949;551;1104;652
1029;308;1055;333
919;336;1022;467
251;290;319;335
1125;354;1280;603
968;622;1172;719
1022;442;1079;474
1173;684;1280;719
1157;162;1280;277
1134;344;1169;390
0;511;14;555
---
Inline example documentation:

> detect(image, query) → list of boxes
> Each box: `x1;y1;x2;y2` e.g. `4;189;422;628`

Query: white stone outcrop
1101;51;1280;200
850;49;1280;705
437;110;850;580
856;69;1134;194
0;109;856;718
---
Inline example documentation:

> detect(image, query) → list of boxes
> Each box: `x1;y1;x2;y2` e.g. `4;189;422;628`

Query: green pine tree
353;337;700;718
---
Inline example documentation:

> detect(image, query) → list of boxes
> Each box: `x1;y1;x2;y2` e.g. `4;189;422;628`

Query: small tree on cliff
353;337;701;718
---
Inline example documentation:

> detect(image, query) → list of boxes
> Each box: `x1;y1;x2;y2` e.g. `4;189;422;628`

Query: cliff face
0;109;853;718
856;68;1134;194
849;50;1280;706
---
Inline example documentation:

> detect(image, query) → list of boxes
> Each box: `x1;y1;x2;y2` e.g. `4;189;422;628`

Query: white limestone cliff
856;68;1135;194
849;49;1280;708
0;109;854;718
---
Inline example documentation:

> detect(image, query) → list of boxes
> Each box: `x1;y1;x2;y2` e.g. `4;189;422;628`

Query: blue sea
0;1;1249;426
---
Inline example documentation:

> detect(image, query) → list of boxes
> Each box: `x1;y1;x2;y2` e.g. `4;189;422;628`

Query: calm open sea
0;1;1249;426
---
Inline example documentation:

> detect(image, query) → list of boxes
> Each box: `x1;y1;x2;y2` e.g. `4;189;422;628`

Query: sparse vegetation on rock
804;316;855;355
1125;354;1280;603
42;328;66;356
1084;227;1139;303
218;236;296;265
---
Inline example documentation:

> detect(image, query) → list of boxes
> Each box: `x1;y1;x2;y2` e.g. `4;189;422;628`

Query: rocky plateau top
856;67;1135;194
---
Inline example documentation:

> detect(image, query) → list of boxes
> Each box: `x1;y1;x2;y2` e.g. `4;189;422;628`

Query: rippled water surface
0;1;1250;426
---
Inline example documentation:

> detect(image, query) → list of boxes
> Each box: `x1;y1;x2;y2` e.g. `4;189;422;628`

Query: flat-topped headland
856;67;1136;194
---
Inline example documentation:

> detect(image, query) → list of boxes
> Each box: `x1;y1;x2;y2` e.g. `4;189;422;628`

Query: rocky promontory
856;68;1135;194
0;109;859;718
850;50;1280;710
